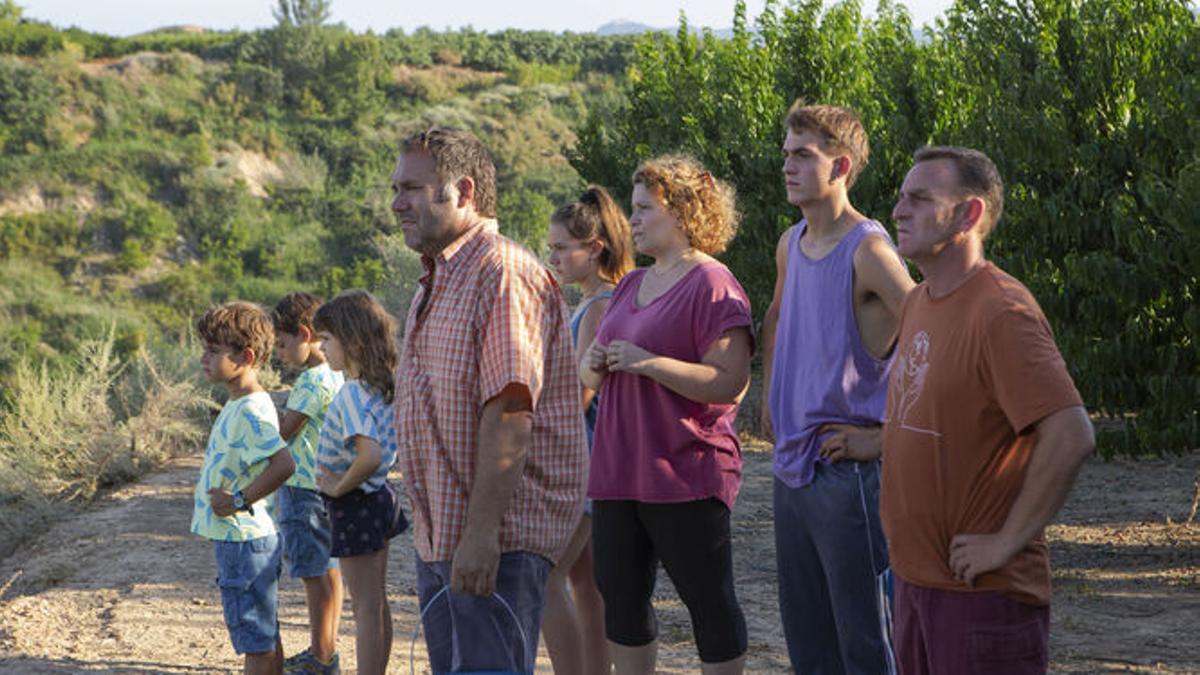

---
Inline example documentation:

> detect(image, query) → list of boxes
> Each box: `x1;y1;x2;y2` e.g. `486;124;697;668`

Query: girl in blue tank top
542;185;633;675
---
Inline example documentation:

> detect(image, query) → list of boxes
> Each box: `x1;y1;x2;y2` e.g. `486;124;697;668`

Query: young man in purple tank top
760;101;914;674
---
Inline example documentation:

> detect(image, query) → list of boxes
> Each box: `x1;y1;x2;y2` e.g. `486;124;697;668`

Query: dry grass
0;328;212;559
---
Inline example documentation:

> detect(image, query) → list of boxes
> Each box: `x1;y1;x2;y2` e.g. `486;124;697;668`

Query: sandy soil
0;443;1196;674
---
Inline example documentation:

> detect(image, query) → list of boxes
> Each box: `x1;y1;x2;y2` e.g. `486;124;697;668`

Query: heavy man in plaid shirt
390;126;589;673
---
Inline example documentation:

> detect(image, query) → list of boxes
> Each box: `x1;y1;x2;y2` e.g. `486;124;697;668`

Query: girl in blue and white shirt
313;289;406;675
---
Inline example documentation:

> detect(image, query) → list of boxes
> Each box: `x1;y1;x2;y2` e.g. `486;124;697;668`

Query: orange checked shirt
395;220;588;563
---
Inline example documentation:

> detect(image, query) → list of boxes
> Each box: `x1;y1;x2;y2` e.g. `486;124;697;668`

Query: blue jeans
277;486;337;578
774;460;897;674
416;551;552;674
214;534;281;654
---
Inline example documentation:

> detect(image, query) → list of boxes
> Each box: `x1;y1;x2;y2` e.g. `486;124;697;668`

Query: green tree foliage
380;27;639;74
319;33;388;120
922;0;1200;453
0;1;65;56
272;0;332;28
574;0;1199;454
235;7;388;125
245;21;333;114
219;63;285;115
498;180;556;252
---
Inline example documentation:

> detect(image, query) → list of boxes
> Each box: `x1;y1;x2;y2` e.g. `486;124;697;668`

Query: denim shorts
416;551;552;674
214;534;281;654
324;481;408;558
277;485;338;578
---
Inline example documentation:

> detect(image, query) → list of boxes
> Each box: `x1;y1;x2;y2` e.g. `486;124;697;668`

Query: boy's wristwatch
232;490;248;511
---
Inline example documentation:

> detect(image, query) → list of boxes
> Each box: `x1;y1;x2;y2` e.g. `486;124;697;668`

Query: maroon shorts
894;574;1049;675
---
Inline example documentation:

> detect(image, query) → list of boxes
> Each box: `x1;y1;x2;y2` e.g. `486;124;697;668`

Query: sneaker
282;648;311;671
284;648;340;674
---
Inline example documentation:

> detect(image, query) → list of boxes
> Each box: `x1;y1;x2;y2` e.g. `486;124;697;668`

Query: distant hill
596;18;926;44
129;25;209;36
595;20;659;36
596;19;734;39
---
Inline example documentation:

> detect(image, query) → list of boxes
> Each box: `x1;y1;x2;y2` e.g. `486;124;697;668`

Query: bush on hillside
0;56;59;152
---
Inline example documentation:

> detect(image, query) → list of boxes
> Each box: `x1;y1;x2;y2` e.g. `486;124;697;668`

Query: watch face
233;492;245;509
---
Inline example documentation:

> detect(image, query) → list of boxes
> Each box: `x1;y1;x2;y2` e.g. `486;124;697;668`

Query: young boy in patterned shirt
192;302;295;675
271;292;345;674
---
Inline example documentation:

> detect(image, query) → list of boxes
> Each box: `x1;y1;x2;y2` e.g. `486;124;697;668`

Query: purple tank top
768;220;896;488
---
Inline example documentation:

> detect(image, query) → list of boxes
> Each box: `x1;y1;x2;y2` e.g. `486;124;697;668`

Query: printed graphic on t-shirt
284;363;344;490
191;392;287;541
886;329;940;438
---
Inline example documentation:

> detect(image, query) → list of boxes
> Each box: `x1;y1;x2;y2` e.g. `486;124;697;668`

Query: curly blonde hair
632;155;740;255
313;289;398;403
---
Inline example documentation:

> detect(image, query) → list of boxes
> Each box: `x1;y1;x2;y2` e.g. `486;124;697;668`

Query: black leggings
591;498;748;663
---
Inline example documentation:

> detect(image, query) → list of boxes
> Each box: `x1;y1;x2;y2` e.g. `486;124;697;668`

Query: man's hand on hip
949;532;1022;586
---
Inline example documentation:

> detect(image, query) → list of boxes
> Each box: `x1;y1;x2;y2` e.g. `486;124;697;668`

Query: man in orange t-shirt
882;146;1095;674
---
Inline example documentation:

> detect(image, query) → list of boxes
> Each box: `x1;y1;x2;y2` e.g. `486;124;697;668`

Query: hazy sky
19;0;955;37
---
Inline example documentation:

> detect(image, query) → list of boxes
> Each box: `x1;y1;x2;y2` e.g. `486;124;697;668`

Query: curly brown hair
785;100;870;189
271;291;323;336
551;185;634;284
196;302;274;367
632;155;740;255
313;289;398;403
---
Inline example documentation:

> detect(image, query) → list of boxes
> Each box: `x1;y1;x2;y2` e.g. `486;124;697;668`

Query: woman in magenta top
580;155;754;674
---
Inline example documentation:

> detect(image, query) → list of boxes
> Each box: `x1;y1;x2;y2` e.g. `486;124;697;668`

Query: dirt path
1;444;1197;674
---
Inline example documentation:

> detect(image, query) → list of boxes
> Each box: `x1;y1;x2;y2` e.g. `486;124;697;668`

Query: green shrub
0;55;59;152
115;238;150;272
102;199;178;255
507;61;581;87
497;184;556;253
221;62;285;113
143;266;215;320
318;257;386;299
0;210;84;260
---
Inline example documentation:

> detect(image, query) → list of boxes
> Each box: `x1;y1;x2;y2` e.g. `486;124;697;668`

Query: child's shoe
284;648;340;674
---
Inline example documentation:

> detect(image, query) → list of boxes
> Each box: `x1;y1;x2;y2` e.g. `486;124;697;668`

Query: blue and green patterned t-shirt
191;391;287;541
284;363;344;490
